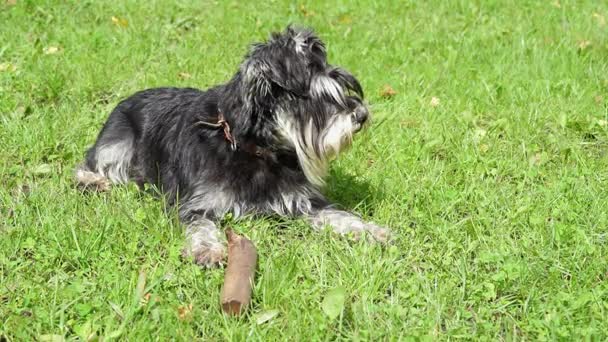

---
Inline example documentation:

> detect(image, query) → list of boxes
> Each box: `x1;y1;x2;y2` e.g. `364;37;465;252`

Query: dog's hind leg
75;139;134;191
180;216;227;268
309;208;392;243
76;114;137;191
75;165;112;191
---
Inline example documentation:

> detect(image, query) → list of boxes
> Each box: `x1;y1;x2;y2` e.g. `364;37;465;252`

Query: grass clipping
221;229;257;316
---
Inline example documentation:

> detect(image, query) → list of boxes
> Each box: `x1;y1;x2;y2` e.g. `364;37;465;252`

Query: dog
76;26;391;267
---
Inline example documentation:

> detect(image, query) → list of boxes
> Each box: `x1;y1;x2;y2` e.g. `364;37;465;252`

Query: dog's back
76;87;206;190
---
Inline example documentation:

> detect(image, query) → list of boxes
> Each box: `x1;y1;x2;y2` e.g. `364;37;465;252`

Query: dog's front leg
181;217;226;268
309;208;392;243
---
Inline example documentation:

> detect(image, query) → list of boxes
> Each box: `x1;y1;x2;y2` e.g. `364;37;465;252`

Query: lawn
1;0;608;340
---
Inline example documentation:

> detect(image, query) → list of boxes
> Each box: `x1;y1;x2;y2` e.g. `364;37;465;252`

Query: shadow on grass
323;165;386;218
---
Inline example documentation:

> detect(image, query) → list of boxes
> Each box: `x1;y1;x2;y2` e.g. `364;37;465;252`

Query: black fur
78;26;375;253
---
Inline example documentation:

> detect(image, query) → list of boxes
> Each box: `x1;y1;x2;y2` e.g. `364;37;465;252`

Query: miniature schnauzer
76;26;391;267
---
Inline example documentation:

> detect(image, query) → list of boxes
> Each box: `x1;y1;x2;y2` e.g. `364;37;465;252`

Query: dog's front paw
362;223;393;244
181;243;227;268
344;222;393;244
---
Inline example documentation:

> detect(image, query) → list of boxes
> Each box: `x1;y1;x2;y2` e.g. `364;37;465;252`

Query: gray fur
76;26;391;268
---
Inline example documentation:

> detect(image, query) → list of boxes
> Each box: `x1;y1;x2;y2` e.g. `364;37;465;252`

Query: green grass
2;0;608;340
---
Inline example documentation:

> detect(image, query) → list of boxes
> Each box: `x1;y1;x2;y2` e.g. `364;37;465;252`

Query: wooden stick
220;229;257;316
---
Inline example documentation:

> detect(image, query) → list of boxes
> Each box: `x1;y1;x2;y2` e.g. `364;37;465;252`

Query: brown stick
220;229;257;316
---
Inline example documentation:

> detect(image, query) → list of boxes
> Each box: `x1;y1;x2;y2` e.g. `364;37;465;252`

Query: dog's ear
241;48;309;100
240;27;325;103
240;53;274;107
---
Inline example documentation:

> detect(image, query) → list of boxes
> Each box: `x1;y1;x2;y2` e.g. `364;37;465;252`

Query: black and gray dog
76;26;391;267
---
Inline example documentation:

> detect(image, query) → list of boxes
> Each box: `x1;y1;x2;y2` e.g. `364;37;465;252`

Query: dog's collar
194;111;237;150
194;111;275;160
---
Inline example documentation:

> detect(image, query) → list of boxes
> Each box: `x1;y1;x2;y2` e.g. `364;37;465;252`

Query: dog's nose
353;106;369;125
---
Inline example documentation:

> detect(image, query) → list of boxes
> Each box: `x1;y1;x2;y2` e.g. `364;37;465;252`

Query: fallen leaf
299;4;315;17
400;118;420;128
32;164;52;175
38;335;65;342
557;113;568;129
473;128;487;141
430;96;440;107
593;12;606;27
322;287;346;320
594;95;603;104
178;72;191;80
597;119;607;127
255;309;280;324
337;14;352;25
135;269;146;303
43;46;60;55
529;152;543;166
380;84;397;99
0;62;17;72
111;16;128;28
552;1;561;8
177;303;193;320
479;144;490;153
578;40;591;50
108;301;124;320
141;292;151;305
6;0;17;5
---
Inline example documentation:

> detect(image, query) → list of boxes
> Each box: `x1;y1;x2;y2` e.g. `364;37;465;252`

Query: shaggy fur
76;26;391;267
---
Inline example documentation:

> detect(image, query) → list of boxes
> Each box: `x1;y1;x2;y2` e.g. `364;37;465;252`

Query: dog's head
233;26;370;187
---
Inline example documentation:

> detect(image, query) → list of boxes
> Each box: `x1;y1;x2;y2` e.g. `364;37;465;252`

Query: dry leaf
595;95;603;104
140;292;151;305
322;287;346;320
178;72;192;80
529;152;543;166
135;269;146;306
479;144;490;153
255;309;280;325
597;119;607;127
6;0;17;5
111;16;128;28
593;12;606;27
578;40;591;50
0;62;17;72
177;303;193;320
337;14;352;25
400;119;420;128
430;96;440;107
380;84;397;99
473;128;487;143
43;46;59;55
108;301;124;320
38;335;64;342
551;1;561;8
299;5;315;17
